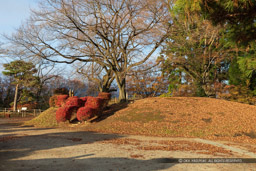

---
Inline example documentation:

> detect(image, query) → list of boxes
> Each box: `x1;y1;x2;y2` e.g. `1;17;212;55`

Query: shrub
77;106;98;121
98;92;111;108
55;95;69;107
56;105;78;122
79;97;87;104
98;92;111;100
65;96;84;107
85;96;105;109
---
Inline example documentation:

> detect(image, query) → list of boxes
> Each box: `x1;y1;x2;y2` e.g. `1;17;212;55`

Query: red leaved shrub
84;96;105;116
55;95;69;107
79;97;87;103
98;92;111;100
76;106;98;121
98;92;111;108
56;95;108;123
85;97;104;108
65;96;84;107
56;106;78;122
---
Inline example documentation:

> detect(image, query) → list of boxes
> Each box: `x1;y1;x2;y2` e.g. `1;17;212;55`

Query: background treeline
0;64;106;109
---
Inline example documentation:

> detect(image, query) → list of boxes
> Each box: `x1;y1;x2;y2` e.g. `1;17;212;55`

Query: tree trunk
101;85;109;92
117;78;126;102
36;85;43;109
13;84;19;111
118;84;126;102
195;82;207;97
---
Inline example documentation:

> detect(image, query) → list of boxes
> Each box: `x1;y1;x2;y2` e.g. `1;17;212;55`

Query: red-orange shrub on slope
85;96;104;109
98;92;111;100
65;96;84;107
56;106;78;122
77;106;98;121
98;92;111;108
55;95;69;107
79;97;87;104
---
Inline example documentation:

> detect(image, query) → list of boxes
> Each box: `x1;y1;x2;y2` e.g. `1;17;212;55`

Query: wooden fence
0;108;42;118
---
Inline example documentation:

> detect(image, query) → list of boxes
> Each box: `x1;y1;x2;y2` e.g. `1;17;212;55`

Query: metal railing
0;108;43;118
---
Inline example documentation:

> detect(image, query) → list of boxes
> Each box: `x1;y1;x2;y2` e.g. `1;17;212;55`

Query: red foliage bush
98;92;111;108
98;92;111;100
56;106;78;122
76;106;98;121
79;97;87;104
85;96;105;109
65;96;83;107
55;95;69;107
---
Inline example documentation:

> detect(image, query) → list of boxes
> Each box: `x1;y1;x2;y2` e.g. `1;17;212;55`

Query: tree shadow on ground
0;118;54;133
0;131;123;166
1;156;175;171
0;127;54;133
0;129;175;171
0;117;33;126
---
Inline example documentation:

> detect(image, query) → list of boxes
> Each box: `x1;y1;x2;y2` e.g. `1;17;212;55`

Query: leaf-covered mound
82;97;256;143
23;107;58;127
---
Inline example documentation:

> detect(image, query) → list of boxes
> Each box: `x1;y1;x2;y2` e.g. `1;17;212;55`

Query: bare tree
2;0;170;101
76;62;116;93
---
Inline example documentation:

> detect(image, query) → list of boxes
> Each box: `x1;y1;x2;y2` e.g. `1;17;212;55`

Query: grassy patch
189;130;208;137
118;109;164;123
23;107;58;128
161;128;180;136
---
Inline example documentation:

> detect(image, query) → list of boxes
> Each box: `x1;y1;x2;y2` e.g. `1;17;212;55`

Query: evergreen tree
2;60;38;111
177;0;256;45
200;0;256;45
228;57;246;86
163;2;232;97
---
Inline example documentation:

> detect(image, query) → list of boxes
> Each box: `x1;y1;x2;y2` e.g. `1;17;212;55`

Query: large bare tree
2;0;170;101
76;62;116;93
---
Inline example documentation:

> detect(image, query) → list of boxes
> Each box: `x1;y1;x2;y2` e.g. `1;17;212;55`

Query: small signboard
21;107;27;111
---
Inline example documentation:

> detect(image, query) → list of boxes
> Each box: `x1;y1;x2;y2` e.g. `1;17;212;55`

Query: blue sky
0;0;38;70
0;0;38;35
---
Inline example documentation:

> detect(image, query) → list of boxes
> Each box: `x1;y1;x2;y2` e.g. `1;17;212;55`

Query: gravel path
1;118;256;171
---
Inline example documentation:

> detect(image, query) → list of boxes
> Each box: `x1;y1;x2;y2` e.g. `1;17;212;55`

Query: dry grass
23;107;58;128
83;97;256;143
22;97;256;143
99;138;233;156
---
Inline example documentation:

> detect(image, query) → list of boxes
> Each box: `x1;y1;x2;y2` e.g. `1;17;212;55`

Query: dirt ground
1;118;256;171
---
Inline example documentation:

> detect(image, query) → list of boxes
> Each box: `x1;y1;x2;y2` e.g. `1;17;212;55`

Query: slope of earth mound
83;97;256;143
23;107;58;127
